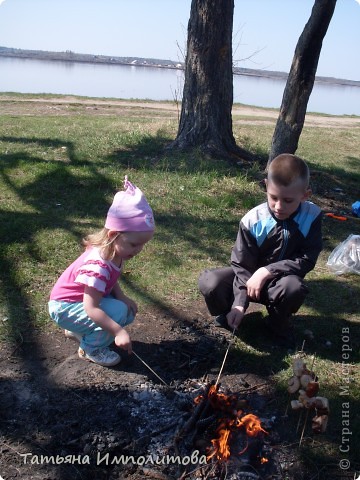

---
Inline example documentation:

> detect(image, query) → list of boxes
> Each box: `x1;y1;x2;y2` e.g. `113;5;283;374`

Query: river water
1;56;359;116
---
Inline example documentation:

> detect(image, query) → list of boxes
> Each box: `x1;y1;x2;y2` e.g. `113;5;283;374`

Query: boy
198;154;322;348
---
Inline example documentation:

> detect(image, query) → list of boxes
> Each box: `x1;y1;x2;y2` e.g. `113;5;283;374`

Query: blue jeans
48;297;135;354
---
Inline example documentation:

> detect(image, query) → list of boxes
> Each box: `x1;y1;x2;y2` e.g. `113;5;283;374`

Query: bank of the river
1;93;358;128
1;45;359;87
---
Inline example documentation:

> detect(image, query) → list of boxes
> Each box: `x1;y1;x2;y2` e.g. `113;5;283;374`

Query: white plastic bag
326;234;360;275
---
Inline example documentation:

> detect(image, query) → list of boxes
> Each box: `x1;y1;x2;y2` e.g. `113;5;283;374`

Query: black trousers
198;267;308;320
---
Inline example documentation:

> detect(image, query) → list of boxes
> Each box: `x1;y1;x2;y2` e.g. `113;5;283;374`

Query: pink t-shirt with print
50;247;121;303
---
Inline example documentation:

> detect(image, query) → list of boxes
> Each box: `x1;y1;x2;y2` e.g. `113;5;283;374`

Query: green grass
0;94;359;476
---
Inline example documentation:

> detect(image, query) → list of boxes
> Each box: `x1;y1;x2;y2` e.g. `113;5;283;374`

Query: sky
0;0;359;81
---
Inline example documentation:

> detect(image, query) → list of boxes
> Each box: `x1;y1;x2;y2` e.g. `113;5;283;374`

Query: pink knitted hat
105;176;155;232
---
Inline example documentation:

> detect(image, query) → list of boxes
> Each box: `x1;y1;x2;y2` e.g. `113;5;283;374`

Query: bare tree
268;0;337;164
167;0;253;161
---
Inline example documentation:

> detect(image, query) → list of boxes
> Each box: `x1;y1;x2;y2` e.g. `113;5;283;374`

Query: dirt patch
0;299;314;480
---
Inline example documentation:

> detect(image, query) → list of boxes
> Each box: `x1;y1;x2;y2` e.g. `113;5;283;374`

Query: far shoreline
1;45;359;88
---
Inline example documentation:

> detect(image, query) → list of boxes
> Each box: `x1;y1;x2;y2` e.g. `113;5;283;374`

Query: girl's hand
111;284;138;316
115;329;132;354
123;297;138;317
121;297;138;317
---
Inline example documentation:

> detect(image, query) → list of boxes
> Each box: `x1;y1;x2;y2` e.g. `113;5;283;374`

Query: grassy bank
0;93;359;474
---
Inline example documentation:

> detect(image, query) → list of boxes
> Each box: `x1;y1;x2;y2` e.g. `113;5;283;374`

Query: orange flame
206;384;241;422
204;387;268;462
236;414;268;437
260;457;269;464
207;421;232;461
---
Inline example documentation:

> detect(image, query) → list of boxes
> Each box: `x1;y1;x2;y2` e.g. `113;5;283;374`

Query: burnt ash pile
0;364;297;480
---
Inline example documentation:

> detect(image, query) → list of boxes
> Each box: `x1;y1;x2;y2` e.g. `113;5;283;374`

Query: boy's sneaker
272;327;296;349
264;316;296;349
78;347;121;367
64;330;83;343
214;313;233;332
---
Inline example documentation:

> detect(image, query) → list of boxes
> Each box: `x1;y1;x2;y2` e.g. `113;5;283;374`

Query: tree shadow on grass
109;132;360;198
0;136;78;164
312;155;360;199
300;277;360;363
0;146;114;347
108;130;266;175
225;275;360;367
0;131;359;479
0;133;273;479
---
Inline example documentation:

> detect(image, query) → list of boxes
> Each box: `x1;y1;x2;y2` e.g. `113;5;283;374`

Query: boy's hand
246;267;272;301
226;306;245;329
115;329;132;354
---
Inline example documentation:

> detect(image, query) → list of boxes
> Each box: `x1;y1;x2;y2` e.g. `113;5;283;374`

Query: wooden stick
237;382;268;394
215;328;236;387
310;352;316;371
299;408;310;447
297;353;316;446
284;394;291;417
296;409;304;434
142;467;173;480
132;349;169;387
174;382;213;451
294;353;317;446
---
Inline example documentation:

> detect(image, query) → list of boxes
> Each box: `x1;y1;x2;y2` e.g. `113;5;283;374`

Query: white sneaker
64;330;83;342
78;347;121;367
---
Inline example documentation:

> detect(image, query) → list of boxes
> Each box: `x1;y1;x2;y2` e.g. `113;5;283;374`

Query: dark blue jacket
231;201;323;309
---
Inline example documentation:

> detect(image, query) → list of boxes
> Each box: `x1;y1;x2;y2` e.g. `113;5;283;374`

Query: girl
48;176;155;367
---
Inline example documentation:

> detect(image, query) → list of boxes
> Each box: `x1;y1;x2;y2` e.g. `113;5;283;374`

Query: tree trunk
167;0;253;161
268;0;337;164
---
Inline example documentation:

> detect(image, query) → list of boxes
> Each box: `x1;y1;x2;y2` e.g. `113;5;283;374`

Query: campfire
167;355;329;479
123;343;330;479
195;384;268;463
173;381;272;479
98;362;330;480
